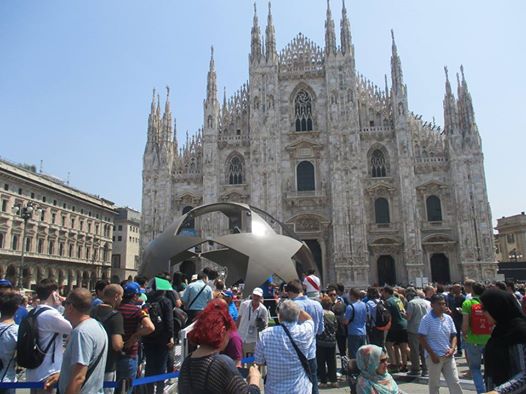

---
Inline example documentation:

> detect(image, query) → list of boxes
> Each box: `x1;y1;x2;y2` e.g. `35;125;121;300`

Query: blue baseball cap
0;279;13;287
221;290;234;298
123;281;144;296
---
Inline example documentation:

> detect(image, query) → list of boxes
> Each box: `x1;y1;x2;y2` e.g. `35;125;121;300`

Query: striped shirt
117;301;148;357
178;354;260;394
418;311;456;357
255;320;314;394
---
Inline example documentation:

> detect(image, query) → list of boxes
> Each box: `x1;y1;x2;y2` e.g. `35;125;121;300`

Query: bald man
92;284;125;393
47;288;108;394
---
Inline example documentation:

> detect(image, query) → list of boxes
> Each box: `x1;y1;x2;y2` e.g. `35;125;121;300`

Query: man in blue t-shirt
343;288;368;359
221;290;238;321
261;277;278;324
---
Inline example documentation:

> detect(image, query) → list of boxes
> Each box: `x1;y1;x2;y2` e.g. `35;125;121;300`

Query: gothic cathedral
141;2;497;286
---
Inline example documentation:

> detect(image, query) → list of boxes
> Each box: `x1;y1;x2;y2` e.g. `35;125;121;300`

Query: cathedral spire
265;2;277;63
150;88;156;113
443;66;458;135
457;65;476;134
146;88;159;145
161;86;173;143
164;86;171;115
325;0;337;56
250;2;262;64
390;29;405;94
340;0;352;55
222;86;229;123
173;118;178;152
206;46;217;103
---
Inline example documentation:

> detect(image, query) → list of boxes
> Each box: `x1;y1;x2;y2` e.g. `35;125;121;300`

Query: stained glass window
371;150;387;177
295;90;313;131
228;156;243;185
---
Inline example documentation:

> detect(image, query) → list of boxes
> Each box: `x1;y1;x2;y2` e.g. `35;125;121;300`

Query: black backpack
373;300;392;329
144;301;165;339
17;307;59;369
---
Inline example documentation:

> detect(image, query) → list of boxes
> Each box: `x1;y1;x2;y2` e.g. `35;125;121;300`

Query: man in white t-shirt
236;287;269;357
303;270;321;300
26;279;72;394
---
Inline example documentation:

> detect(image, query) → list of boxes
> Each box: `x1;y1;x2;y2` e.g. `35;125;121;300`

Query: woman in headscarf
355;344;406;394
480;288;526;393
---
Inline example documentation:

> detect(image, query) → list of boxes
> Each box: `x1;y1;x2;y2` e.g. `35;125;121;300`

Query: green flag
154;277;173;291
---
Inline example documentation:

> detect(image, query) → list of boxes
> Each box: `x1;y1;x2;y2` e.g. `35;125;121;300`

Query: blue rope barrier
0;381;47;389
132;371;179;386
0;356;258;389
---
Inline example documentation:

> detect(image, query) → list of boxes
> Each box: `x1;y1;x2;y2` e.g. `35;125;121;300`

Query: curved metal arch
140;202;318;292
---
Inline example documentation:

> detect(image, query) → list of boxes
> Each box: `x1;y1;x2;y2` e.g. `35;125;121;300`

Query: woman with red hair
178;299;261;393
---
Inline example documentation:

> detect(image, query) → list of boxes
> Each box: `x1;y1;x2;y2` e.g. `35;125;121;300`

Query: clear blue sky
1;1;525;225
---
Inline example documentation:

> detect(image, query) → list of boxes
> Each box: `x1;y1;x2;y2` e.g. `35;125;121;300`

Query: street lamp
12;202;41;289
508;249;523;262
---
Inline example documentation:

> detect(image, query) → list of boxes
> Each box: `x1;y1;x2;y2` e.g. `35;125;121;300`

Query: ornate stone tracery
279;33;324;76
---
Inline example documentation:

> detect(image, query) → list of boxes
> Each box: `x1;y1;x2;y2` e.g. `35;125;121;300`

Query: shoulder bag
280;324;313;383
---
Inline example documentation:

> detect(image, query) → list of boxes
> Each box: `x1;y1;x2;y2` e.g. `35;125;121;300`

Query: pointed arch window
375;198;390;224
426;195;443;222
227;155;244;185
295;90;313;131
297;161;315;191
371;150;387;177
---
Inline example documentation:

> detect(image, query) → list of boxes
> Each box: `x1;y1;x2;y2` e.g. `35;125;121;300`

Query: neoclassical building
141;3;497;286
0;158;115;291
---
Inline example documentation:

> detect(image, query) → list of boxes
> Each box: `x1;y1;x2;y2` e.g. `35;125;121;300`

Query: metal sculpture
140;202;318;292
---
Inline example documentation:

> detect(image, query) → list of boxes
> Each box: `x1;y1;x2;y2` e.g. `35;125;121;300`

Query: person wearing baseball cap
122;281;144;297
116;281;154;393
0;278;13;288
236;287;269;359
221;290;238;321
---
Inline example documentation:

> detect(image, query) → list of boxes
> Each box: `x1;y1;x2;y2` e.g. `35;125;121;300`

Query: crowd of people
0;270;525;394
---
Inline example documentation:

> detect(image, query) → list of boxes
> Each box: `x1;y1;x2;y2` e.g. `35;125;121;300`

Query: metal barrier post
178;322;196;360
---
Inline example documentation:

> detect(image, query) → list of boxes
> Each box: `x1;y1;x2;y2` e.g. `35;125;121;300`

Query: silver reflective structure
140;202;318;292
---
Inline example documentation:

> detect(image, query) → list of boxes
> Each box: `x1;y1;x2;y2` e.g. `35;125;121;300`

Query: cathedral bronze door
430;253;451;284
377;255;396;286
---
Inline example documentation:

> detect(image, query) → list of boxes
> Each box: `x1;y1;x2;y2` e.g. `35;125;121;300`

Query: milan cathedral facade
141;2;497;286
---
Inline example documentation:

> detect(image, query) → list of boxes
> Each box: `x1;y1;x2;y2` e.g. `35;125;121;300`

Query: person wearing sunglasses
355;344;405;394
